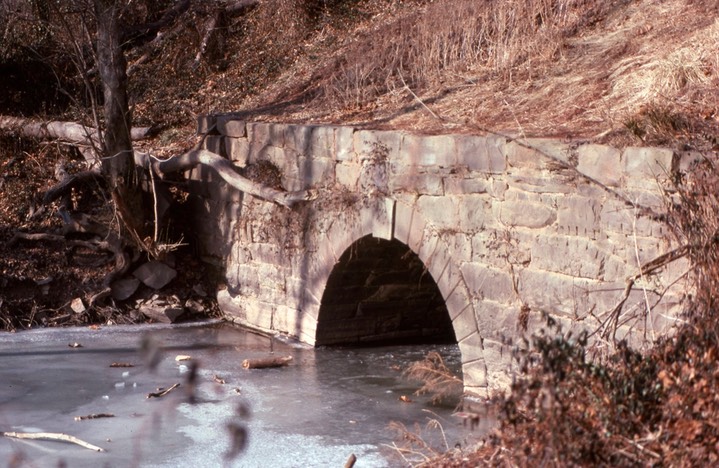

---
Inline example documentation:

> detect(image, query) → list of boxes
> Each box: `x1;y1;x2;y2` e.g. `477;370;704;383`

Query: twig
74;413;115;421
147;383;180;398
1;431;105;452
344;453;357;468
398;72;443;122
632;206;655;342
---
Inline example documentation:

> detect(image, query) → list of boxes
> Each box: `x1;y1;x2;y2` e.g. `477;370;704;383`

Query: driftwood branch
242;355;293;369
136;150;317;208
0;115;154;146
147;383;181;398
74;413;115;421
1;431;105;452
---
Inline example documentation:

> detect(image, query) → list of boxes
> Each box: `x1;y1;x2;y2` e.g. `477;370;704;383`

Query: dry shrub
403;351;463;404
322;0;610;109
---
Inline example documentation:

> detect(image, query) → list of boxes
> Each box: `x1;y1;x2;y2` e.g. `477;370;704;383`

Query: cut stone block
133;261;177;289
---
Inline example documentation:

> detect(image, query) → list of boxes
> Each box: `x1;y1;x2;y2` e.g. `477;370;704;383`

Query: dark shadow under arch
315;235;456;346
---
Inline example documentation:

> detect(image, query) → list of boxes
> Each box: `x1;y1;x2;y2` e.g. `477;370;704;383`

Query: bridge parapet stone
506;138;572;170
353;129;402;162
622;147;675;191
577;144;622;187
456;135;507;173
216;116;246;137
399;134;458;167
334;126;357;162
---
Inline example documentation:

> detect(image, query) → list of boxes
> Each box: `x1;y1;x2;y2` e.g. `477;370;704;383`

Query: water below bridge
0;321;492;467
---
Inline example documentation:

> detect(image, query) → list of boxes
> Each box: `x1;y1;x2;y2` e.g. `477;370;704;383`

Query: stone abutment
190;116;691;396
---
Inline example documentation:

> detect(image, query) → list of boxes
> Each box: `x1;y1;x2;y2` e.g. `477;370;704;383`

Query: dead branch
242;355;293;369
43;170;105;205
193;8;220;69
136;149;317;208
595;244;691;342
147;383;181;398
344;453;357;468
121;0;191;47
0;115;153;146
74;413;114;421
1;431;104;452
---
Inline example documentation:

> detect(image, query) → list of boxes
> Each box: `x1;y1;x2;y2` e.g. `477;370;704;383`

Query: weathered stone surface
335;162;361;188
139;297;184;323
111;278;140;301
444;176;489;195
457;135;506;173
416;195;458;230
459;194;490;232
557;195;601;237
506;138;571;169
577;144;622;187
190;118;688;397
250;121;285;146
197;115;217;134
353;129;402;160
461;263;516;303
225;137;249;166
482;338;514;390
531;235;607;279
400;134;458;167
507;172;577;194
299;156;336;186
133;261;177;289
335;126;356;162
216;116;246;137
497;200;556;228
518;269;601;317
623;146;675;190
70;297;86;314
202;135;224;155
388;172;443;195
473;300;522;340
458;331;485;364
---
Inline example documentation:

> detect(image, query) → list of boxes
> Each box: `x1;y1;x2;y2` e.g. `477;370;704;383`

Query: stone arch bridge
190;116;690;396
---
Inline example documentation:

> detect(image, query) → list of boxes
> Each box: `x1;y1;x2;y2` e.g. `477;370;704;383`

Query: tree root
136;149;317;208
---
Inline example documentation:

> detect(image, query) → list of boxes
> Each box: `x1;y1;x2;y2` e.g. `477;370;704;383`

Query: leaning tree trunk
95;0;146;244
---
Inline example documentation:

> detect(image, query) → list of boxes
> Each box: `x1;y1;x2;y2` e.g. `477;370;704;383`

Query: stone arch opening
315;235;456;346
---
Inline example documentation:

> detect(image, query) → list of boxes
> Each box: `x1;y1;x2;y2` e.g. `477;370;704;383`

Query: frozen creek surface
0;321;492;467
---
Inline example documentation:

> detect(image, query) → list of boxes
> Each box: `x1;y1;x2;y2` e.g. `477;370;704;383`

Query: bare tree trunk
95;0;146;241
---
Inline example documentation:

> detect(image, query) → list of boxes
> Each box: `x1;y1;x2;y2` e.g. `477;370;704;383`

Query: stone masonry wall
191;115;692;396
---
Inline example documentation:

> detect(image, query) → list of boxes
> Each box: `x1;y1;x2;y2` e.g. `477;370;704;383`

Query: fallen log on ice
242;355;293;369
1;431;104;452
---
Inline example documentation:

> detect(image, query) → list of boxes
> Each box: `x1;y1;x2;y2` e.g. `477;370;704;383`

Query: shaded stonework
191;116;692;396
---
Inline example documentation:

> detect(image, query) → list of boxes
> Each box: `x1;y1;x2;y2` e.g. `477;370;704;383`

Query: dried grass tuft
403;351;463;404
